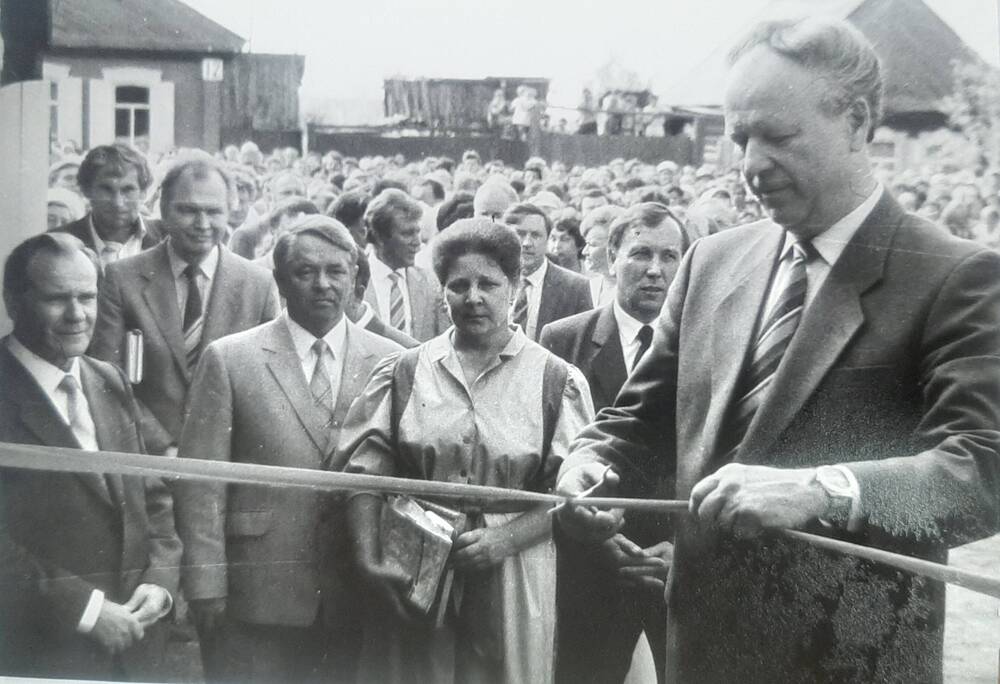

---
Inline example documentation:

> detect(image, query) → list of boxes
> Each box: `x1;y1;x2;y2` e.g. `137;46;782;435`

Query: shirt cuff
832;465;862;532
77;589;105;633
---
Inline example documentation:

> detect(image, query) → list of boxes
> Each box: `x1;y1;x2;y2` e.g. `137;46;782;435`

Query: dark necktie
182;264;204;370
511;278;530;329
719;239;814;457
633;325;653;370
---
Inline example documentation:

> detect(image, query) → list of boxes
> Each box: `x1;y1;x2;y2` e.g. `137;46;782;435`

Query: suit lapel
406;267;428;340
740;193;900;459
0;347;114;507
537;264;559;341
589;306;627;407
202;248;243;348
330;323;377;458
262;320;328;456
704;225;784;459
140;244;188;376
80;360;126;505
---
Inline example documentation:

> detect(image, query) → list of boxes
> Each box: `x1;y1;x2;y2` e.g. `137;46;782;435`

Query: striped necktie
511;277;530;330
388;272;407;331
182;264;204;371
719;239;814;458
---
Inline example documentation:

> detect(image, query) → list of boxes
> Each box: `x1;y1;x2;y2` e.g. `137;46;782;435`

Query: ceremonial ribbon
0;440;997;600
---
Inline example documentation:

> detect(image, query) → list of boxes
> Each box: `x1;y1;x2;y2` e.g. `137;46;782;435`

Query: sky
183;0;1000;120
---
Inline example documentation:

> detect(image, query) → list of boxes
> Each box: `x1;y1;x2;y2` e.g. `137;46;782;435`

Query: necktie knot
59;373;80;396
311;338;329;359
792;239;816;264
633;325;654;370
183;263;200;282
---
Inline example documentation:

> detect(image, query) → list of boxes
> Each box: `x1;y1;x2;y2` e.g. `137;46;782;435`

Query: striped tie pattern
309;339;335;431
719;240;813;457
511;278;530;330
388;272;406;331
182;264;204;372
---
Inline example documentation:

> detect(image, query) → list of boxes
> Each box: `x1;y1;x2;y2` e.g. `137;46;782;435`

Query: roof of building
661;0;984;114
49;0;245;54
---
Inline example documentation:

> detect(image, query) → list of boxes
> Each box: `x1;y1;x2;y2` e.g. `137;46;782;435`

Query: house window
115;86;150;144
50;81;59;142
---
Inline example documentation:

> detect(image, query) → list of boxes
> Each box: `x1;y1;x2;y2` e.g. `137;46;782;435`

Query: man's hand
90;600;145;654
555;463;625;543
451;527;514;572
599;535;672;591
188;597;227;638
123;583;171;627
688;463;828;537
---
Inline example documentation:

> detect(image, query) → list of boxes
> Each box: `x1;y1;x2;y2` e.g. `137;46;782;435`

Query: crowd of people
3;14;1000;684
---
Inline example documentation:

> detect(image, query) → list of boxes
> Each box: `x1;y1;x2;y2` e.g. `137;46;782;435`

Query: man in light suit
363;188;449;341
0;233;181;681
174;217;402;683
557;18;1000;682
541;203;684;684
504;202;592;341
51;143;164;270
90;156;280;448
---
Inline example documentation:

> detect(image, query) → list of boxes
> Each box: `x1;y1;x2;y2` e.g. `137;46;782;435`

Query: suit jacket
53;214;165;253
364;310;420;349
0;345;182;679
568;192;1000;682
174;318;402;628
534;261;593;342
364;264;450;342
89;242;280;444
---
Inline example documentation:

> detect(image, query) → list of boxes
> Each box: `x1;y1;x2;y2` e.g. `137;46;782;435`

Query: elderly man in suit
541;202;684;684
90;156;280;448
557;18;1000;683
52;144;164;270
0;233;181;680
363;188;449;341
504;202;592;341
174;216;402;683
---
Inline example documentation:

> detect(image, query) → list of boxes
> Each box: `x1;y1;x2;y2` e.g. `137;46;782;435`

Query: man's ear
846;99;873;151
3;292;19;325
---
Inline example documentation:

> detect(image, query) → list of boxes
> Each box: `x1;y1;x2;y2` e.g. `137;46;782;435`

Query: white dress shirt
89;215;149;270
762;183;883;530
368;248;413;336
167;241;220;317
612;301;651;370
284;312;347;406
522;258;548;341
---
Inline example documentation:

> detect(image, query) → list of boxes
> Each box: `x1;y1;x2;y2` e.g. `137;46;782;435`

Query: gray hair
728;17;883;141
272;215;359;281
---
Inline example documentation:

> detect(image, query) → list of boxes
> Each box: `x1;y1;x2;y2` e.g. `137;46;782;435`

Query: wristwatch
814;465;854;528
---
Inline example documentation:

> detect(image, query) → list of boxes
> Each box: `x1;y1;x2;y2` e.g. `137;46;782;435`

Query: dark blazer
568;192;1000;682
534;261;593;342
53;214;165;253
541;304;627;411
174;318;402;628
0;344;182;680
541;306;669;683
89;242;280;444
364;264;450;343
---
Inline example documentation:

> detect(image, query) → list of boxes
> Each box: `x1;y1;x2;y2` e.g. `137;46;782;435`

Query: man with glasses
52;144;164;269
